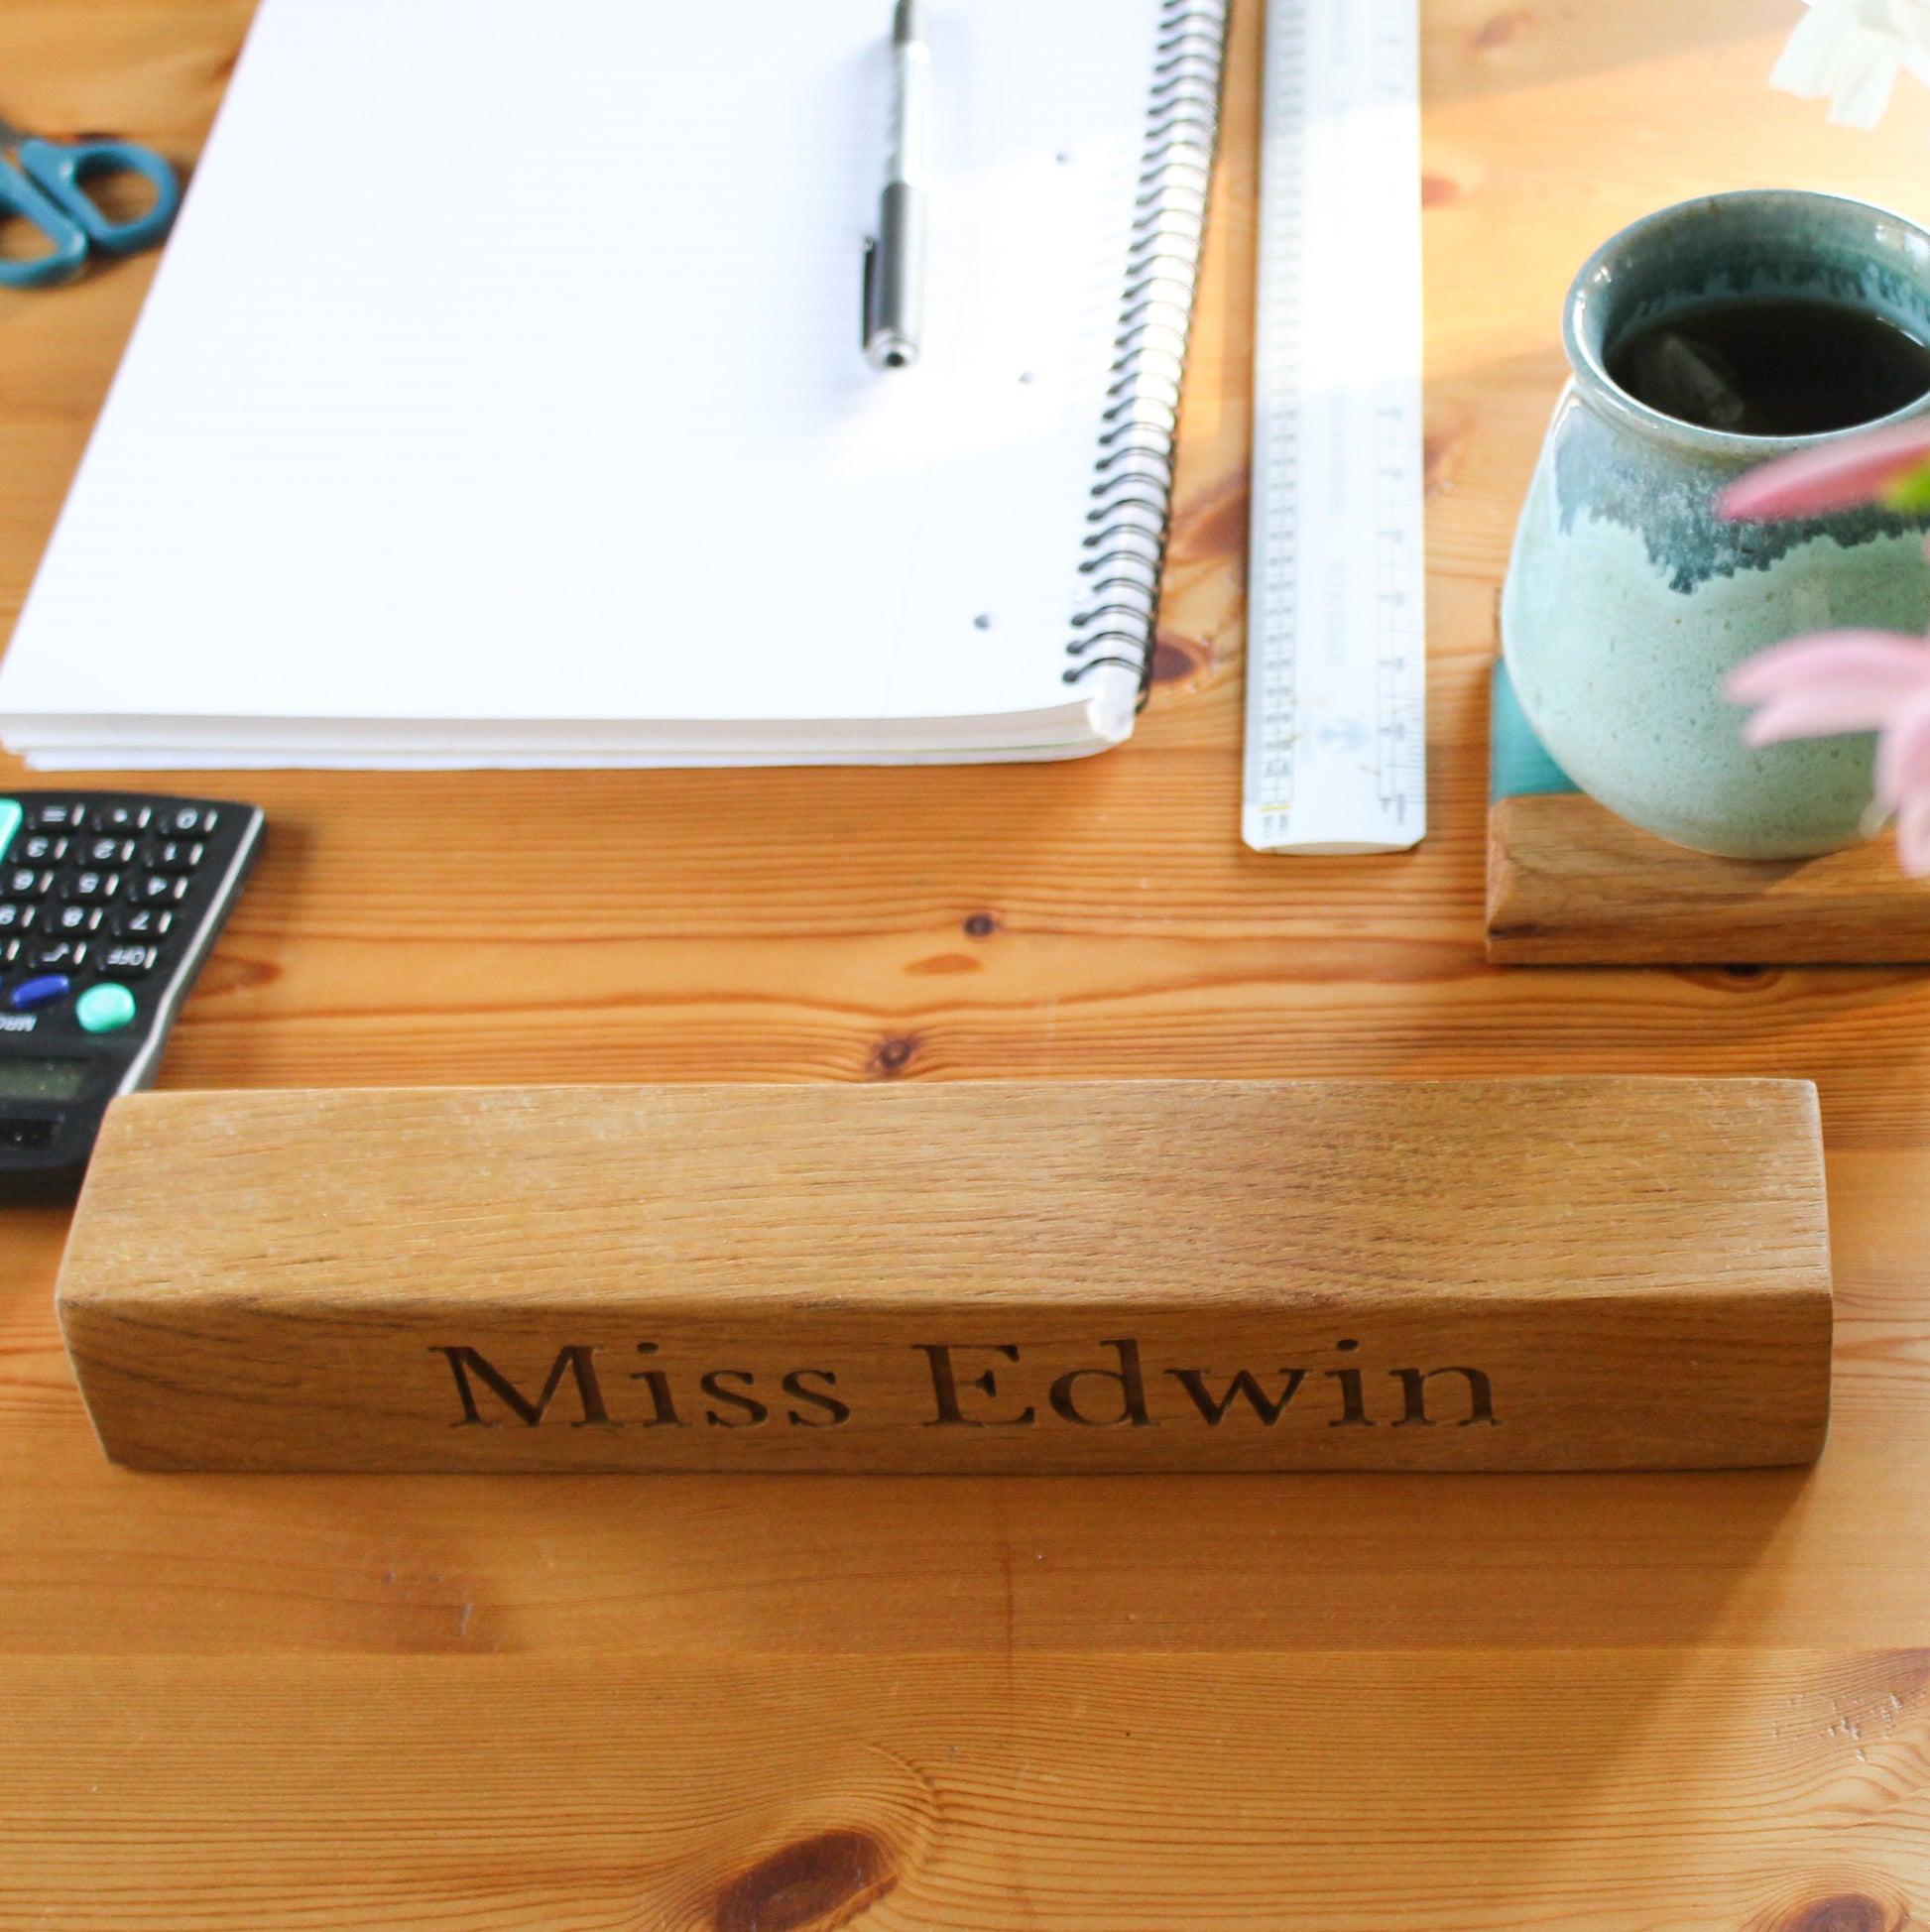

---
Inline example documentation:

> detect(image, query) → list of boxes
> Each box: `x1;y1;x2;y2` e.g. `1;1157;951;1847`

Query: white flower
1773;0;1930;126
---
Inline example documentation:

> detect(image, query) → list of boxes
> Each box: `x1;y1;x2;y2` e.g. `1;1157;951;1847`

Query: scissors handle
0;161;87;290
15;136;180;256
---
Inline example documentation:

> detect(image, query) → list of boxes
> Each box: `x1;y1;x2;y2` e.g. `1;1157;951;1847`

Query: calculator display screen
0;1057;90;1103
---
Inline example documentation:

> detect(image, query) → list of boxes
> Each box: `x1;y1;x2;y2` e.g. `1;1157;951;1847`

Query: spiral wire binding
1065;0;1229;695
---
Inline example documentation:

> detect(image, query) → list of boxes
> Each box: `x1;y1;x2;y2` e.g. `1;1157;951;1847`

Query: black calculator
0;790;264;1203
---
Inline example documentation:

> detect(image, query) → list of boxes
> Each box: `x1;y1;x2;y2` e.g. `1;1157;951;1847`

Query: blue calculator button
75;983;136;1033
10;973;69;1013
0;799;18;864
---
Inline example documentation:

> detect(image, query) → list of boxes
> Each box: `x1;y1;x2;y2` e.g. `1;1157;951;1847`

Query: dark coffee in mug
1608;296;1930;437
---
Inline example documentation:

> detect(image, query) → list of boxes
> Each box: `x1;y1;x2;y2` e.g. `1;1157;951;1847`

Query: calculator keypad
0;792;269;1199
10;973;69;1012
98;944;157;977
0;793;258;1026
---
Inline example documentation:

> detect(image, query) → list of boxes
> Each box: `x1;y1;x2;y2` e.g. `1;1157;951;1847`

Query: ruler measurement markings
1243;0;1425;856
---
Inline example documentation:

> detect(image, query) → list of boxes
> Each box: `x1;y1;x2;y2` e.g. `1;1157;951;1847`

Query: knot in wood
713;1830;898;1932
1769;1894;1899;1932
867;1034;919;1078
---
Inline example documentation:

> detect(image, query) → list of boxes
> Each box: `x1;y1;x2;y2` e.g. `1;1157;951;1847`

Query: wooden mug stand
1486;662;1930;966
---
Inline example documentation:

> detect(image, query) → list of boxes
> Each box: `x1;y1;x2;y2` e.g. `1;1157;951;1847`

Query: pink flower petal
1743;698;1873;746
1726;631;1930;697
1717;420;1930;521
1875;689;1930;809
1725;632;1930;739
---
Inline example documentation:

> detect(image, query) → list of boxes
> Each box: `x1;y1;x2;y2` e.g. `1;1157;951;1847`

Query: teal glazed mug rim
1563;187;1930;457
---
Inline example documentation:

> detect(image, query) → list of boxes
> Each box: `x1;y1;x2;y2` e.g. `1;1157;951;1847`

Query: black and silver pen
864;0;929;370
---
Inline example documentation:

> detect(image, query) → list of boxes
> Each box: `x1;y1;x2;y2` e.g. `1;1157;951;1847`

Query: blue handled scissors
0;112;180;291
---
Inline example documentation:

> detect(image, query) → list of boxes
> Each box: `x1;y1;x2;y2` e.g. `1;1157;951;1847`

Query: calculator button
97;944;156;978
75;982;136;1033
9;973;68;1012
103;805;152;832
166;806;215;836
0;905;36;932
61;872;120;902
83;837;137;867
112;907;174;938
53;905;101;934
27;803;83;830
134;874;189;904
20;836;66;864
28;942;85;972
5;870;51;898
0;798;18;864
147;840;205;870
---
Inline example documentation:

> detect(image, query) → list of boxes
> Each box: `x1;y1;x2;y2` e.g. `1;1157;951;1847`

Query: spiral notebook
0;0;1227;770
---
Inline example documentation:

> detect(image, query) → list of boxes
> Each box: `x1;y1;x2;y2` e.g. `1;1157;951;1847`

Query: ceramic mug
1502;190;1930;859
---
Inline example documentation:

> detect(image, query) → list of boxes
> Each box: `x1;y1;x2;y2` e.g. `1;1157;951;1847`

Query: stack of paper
0;0;1224;768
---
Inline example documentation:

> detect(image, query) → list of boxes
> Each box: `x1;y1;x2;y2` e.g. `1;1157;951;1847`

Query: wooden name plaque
55;1079;1833;1474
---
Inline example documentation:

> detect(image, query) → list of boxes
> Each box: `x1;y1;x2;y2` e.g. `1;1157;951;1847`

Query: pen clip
862;234;879;354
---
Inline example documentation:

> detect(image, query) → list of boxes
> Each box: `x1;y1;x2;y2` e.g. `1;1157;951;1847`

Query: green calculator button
0;799;18;865
75;982;137;1033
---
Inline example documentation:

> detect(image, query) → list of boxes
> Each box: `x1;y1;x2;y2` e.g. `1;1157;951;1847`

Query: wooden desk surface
1;2;1926;1925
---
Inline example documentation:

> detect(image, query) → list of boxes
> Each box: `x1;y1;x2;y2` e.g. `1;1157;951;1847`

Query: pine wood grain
1489;792;1930;964
3;1649;1924;1932
58;1079;1832;1472
0;0;1925;1924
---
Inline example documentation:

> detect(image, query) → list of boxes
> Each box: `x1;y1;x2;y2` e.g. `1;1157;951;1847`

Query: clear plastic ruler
1243;0;1425;854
